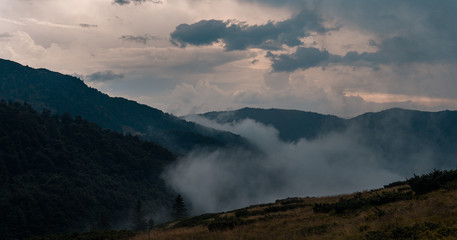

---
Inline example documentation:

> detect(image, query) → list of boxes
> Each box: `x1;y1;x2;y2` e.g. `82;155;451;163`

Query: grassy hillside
131;170;457;240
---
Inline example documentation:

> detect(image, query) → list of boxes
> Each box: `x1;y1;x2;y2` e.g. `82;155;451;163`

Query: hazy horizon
1;0;456;118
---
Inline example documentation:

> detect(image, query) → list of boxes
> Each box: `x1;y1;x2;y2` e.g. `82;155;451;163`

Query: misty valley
1;59;457;240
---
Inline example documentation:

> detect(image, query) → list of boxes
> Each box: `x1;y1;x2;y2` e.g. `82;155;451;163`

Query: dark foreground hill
0;58;247;153
200;107;457;175
0;101;175;239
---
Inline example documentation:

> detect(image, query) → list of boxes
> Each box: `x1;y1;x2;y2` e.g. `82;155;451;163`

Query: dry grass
131;185;457;240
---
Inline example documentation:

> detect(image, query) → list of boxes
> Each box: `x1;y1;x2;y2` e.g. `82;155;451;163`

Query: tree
132;200;147;231
94;211;111;231
147;218;154;240
171;194;188;220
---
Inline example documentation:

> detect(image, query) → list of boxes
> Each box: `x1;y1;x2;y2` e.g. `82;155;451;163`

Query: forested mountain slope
0;58;247;153
0;101;175;239
201;107;346;142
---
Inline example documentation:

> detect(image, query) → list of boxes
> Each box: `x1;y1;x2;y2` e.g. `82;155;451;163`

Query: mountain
199;107;457;175
348;108;457;172
201;107;346;142
0;58;247;153
0;101;175;239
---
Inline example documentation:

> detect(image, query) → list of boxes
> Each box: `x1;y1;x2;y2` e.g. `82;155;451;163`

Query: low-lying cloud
267;36;444;72
163;116;403;214
120;34;160;44
113;0;163;5
86;70;124;82
79;23;98;28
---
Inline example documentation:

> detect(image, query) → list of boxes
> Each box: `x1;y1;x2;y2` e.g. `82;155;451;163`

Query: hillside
131;169;457;240
201;107;346;142
199;107;457;175
0;58;248;153
349;108;457;173
0;101;176;239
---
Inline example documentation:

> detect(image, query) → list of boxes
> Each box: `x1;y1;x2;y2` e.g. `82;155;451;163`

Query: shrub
172;213;218;228
407;169;457;195
207;217;255;232
313;191;412;214
234;209;249;217
384;181;407;188
27;230;135;240
208;217;243;232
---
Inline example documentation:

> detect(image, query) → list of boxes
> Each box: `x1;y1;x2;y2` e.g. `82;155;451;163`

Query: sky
1;0;457;117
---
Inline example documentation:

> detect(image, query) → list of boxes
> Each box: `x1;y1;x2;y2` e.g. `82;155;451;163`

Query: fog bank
163;117;403;214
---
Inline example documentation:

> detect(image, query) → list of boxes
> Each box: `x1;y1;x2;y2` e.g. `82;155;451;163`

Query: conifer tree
132;200;147;231
171;194;188;220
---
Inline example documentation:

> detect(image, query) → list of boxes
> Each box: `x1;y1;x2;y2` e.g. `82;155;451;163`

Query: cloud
267;35;451;72
267;47;330;72
336;37;439;68
170;20;226;47
21;18;78;29
164;117;403;213
170;9;331;51
170;1;457;75
2;0;455;119
120;34;160;44
79;23;98;28
86;70;124;82
238;0;310;7
0;17;27;26
113;0;163;5
0;33;11;38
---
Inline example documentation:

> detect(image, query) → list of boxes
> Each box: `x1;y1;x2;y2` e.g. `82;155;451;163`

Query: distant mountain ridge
199;107;457;175
0;58;248;153
349;108;457;172
201;107;347;142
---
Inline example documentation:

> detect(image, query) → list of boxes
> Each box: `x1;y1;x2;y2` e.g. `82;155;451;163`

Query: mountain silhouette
200;107;457;175
0;101;175;239
201;107;346;142
0;58;247;153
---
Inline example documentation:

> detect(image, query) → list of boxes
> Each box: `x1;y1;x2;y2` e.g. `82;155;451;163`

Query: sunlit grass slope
134;175;457;240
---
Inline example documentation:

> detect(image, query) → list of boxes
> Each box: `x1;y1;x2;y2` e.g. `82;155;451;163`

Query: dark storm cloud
87;71;124;82
331;1;457;62
341;37;435;67
113;0;162;5
170;10;331;51
120;34;159;44
267;47;330;72
268;34;450;72
170;20;226;47
79;23;98;28
248;0;457;70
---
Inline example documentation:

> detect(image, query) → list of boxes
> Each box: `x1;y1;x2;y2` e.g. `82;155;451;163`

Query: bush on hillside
407;169;457;195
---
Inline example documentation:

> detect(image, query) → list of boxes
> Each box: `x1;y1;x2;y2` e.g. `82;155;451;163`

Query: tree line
0;100;181;239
